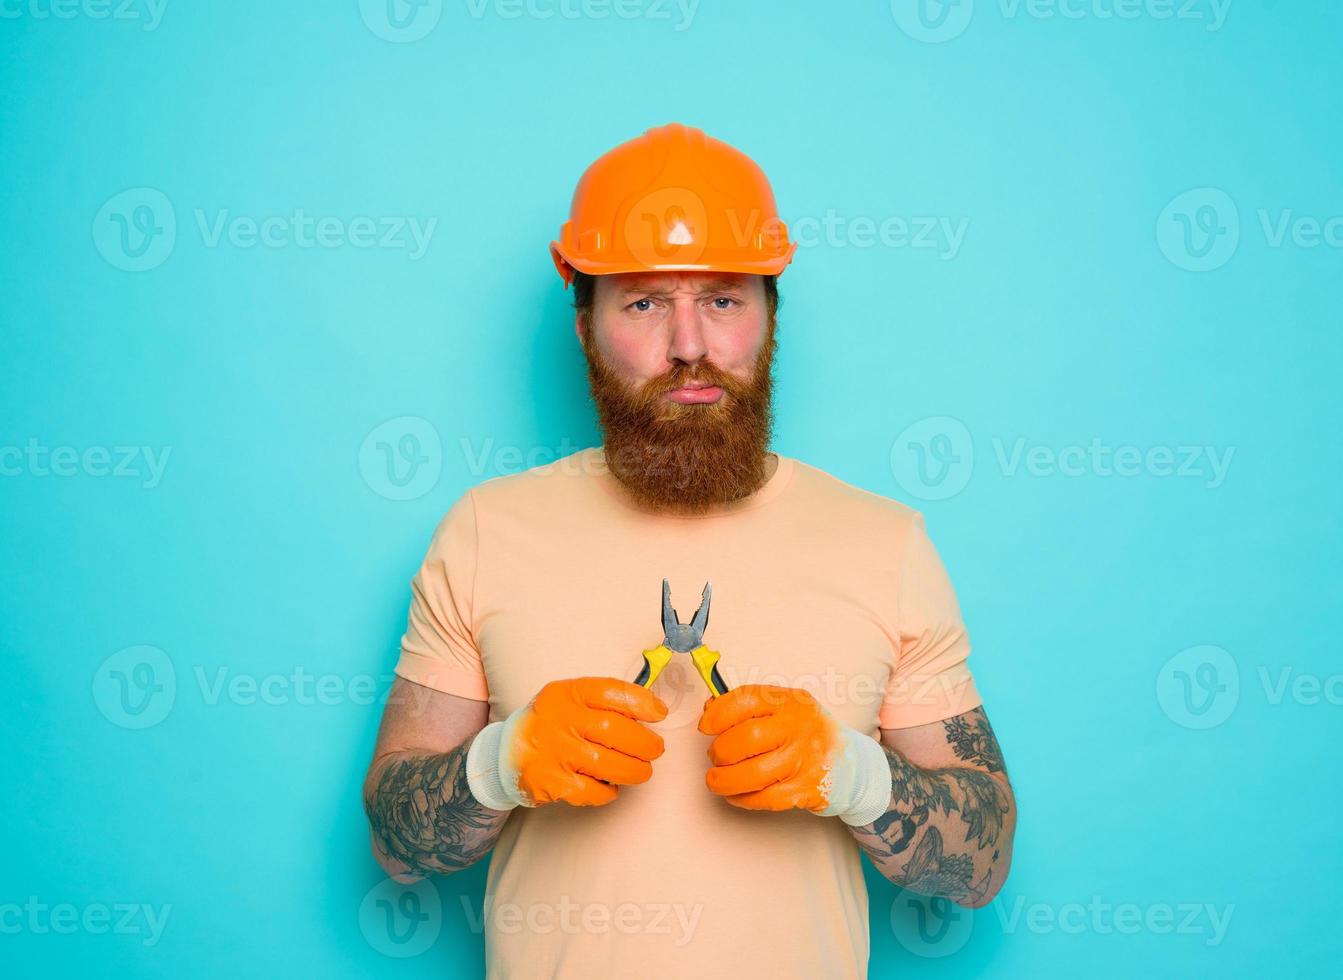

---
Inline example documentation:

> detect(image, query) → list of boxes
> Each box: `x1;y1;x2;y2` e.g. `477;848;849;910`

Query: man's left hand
698;684;892;825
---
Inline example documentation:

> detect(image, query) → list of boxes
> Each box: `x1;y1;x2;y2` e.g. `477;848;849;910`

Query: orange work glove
698;684;892;825
466;677;668;809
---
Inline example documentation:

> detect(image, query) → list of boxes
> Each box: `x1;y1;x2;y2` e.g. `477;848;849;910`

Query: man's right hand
466;677;668;809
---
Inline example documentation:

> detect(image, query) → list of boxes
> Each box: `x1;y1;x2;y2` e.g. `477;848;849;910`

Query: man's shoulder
458;446;604;511
789;456;924;528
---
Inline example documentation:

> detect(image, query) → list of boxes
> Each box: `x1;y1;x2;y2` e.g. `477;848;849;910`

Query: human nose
665;298;709;366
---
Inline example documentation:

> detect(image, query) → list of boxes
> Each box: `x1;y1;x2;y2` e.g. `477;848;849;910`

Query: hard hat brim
550;241;796;290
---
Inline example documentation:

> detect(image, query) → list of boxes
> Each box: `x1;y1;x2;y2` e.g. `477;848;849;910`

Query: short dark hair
571;270;779;329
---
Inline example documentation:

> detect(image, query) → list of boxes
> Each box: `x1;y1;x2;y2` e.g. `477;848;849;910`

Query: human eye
626;297;658;313
709;295;740;310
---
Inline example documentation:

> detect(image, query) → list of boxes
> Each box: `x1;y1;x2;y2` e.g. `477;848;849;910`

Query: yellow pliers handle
634;643;730;698
633;644;675;690
690;645;730;697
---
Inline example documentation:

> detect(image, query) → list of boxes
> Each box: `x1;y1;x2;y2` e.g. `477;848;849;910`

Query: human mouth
664;383;724;404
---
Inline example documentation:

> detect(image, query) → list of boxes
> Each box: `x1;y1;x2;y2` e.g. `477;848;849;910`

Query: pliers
633;578;730;697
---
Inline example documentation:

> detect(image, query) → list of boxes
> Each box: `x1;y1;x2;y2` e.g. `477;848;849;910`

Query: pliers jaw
662;578;710;653
635;578;730;697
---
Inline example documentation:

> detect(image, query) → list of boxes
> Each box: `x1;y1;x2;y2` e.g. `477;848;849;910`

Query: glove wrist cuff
824;725;894;826
465;718;522;811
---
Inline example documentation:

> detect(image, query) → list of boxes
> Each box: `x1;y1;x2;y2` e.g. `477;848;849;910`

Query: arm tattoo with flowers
364;736;509;878
849;708;1014;906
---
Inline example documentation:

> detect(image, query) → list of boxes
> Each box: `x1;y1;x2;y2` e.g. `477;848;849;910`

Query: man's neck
596;447;780;516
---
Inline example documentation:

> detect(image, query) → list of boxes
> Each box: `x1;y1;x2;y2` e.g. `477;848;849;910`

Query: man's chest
474;536;898;733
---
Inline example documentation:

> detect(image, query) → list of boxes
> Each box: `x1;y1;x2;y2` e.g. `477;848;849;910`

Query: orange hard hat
550;122;797;289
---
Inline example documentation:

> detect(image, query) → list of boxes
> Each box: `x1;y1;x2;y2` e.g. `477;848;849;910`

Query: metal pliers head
633;578;730;698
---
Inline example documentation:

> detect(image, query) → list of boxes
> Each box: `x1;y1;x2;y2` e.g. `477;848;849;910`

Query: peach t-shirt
395;446;982;979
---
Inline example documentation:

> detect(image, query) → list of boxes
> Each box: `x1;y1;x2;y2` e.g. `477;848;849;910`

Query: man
363;122;1016;978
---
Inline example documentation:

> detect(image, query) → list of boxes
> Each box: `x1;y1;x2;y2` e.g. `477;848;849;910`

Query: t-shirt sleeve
878;512;983;729
392;490;490;701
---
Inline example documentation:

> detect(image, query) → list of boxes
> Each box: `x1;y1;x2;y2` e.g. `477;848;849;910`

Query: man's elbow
959;872;1007;909
962;812;1017;908
367;829;427;883
946;848;1013;910
363;767;426;882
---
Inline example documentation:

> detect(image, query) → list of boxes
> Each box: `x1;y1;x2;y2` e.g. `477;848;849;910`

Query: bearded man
363;123;1016;979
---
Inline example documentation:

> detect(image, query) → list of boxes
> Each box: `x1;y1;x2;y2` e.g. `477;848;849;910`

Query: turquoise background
2;1;1339;976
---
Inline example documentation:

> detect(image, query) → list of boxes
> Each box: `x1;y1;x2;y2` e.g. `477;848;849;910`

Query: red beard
581;323;778;516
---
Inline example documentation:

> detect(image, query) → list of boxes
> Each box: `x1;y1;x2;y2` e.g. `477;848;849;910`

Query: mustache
641;363;742;397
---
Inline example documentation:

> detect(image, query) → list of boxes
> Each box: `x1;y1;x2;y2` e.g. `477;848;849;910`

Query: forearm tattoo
851;708;1012;904
364;738;509;878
